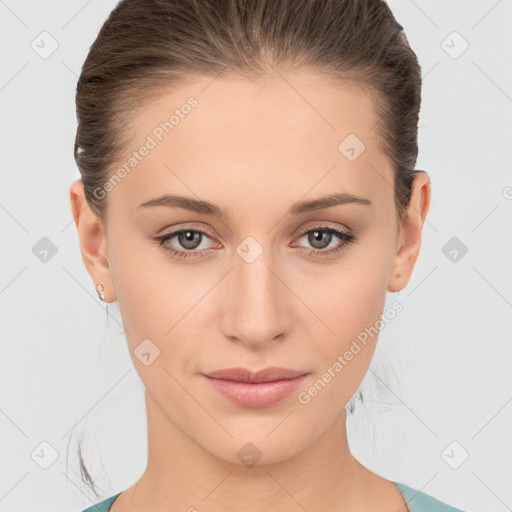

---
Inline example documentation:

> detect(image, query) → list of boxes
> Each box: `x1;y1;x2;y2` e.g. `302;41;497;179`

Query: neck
116;390;395;512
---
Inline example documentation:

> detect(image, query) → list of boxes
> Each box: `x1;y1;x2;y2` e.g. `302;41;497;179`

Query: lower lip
203;374;309;408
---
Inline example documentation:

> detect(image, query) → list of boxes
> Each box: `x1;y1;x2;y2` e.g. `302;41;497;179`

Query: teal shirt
80;482;468;511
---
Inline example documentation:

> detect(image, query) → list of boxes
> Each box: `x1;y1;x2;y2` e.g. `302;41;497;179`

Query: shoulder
394;482;469;512
80;485;473;512
79;492;121;512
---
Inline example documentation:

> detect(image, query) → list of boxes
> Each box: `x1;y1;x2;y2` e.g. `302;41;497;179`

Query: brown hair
72;0;422;497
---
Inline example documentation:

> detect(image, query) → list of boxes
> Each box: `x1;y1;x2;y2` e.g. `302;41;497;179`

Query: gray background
1;1;511;511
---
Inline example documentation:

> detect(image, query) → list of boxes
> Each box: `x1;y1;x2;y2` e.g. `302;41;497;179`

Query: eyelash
154;224;356;260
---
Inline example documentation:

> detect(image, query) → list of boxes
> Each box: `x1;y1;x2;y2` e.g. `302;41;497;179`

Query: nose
220;244;291;350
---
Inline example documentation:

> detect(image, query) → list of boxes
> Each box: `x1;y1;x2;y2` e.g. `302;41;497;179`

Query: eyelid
156;221;352;243
294;221;352;236
157;222;218;240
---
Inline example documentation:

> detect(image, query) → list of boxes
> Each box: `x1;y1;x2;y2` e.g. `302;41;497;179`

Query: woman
69;0;469;510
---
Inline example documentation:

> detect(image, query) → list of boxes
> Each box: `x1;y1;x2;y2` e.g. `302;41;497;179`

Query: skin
69;69;430;512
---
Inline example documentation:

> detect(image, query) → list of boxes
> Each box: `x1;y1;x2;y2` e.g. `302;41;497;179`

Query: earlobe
387;171;432;293
69;179;116;303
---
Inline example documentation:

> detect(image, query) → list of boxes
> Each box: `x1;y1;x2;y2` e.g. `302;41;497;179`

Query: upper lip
203;366;308;383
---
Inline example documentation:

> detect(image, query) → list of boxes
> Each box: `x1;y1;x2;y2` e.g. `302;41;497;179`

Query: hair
72;0;422;498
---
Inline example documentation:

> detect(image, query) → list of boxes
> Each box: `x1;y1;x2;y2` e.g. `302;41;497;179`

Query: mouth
202;366;310;408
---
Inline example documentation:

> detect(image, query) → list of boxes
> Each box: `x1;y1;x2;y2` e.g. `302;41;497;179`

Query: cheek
106;237;213;438
108;226;188;328
295;239;393;380
309;278;385;370
107;230;209;374
294;272;389;413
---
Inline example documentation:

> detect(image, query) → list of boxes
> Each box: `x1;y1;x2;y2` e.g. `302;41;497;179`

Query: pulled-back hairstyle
72;0;422;497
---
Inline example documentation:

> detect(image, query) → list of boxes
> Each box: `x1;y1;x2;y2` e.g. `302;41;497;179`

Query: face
71;70;429;467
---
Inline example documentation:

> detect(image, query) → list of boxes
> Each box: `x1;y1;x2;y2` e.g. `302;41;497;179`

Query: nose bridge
221;238;288;346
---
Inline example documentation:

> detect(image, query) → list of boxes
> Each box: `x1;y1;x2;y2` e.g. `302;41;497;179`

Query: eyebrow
137;192;372;218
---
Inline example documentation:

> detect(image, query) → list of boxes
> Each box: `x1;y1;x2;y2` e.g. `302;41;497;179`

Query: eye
154;226;218;259
292;225;356;257
153;223;357;260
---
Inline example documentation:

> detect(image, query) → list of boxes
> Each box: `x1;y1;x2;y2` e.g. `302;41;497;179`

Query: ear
387;171;431;292
69;179;116;302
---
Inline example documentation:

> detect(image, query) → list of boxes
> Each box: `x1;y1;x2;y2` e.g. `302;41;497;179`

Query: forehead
107;70;393;216
129;70;382;148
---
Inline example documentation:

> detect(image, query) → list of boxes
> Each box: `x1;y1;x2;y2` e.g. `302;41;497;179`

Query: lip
202;367;310;408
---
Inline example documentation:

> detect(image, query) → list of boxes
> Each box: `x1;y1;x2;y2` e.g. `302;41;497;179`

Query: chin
195;422;315;468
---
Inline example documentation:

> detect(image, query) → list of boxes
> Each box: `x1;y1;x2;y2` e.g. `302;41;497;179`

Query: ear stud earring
96;283;105;302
